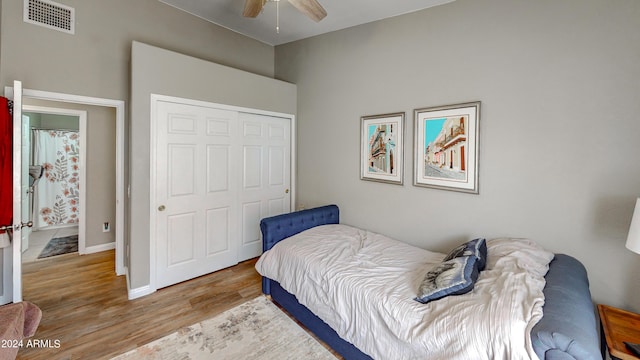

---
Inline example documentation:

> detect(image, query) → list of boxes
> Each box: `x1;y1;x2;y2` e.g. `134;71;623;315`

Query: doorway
21;106;84;263
20;89;124;275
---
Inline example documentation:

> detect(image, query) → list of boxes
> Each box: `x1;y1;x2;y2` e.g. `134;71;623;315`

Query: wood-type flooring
18;250;264;359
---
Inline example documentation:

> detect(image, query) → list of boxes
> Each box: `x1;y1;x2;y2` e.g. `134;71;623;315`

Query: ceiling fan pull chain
276;0;280;34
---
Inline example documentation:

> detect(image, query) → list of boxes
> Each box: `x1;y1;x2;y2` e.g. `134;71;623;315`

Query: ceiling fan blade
288;0;327;22
243;0;264;18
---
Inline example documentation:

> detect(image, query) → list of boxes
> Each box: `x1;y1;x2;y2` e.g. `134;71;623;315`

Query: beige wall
24;98;116;249
0;2;2;74
276;0;640;312
25;113;80;130
0;0;274;98
130;42;296;290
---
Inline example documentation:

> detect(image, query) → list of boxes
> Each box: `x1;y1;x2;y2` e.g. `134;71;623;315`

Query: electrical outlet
103;222;110;232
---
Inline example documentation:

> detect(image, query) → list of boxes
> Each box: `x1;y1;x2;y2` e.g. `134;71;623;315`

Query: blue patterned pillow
444;238;487;271
414;256;479;304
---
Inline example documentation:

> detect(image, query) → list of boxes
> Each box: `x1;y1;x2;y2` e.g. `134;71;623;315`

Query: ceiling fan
243;0;327;23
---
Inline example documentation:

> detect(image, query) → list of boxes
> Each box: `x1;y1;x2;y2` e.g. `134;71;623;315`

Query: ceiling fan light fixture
242;0;327;34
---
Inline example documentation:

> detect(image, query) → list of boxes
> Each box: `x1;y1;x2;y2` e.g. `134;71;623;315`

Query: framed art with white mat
360;112;405;185
414;102;480;194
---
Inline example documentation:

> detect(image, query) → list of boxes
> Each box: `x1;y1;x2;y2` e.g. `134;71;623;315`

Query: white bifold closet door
238;112;291;261
154;100;290;289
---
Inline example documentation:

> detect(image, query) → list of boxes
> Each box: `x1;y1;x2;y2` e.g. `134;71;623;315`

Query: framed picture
360;112;405;184
414;102;480;194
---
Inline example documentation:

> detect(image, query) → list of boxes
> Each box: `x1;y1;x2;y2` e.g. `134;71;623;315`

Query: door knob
285;189;289;194
158;205;166;211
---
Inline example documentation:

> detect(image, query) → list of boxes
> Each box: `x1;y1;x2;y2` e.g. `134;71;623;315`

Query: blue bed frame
259;205;602;360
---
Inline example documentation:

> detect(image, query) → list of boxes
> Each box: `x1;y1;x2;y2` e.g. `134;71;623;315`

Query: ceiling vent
24;0;75;34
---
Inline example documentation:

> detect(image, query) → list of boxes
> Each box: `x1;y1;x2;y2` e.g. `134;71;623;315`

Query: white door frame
5;86;126;276
10;81;23;303
149;93;296;293
23;105;87;253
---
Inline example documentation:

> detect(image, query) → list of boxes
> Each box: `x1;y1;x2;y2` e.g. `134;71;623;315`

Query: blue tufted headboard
260;205;339;252
259;205;339;294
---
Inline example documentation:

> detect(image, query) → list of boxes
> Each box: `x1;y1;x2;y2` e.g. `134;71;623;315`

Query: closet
151;96;292;289
130;41;296;298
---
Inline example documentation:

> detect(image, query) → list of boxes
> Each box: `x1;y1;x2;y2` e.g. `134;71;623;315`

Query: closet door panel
155;101;239;289
243;146;262;189
206;145;230;193
238;113;291;261
205;207;230;256
166;212;196;266
241;201;261;248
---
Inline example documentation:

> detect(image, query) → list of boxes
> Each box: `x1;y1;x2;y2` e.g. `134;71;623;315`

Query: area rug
37;235;78;259
111;296;336;360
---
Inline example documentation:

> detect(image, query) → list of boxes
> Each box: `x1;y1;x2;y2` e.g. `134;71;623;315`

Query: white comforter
255;224;554;360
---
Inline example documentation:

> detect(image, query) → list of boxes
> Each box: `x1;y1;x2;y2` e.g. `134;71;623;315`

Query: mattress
256;224;555;360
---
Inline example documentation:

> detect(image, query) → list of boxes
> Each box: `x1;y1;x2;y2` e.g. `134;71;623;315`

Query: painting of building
368;124;396;175
424;116;467;181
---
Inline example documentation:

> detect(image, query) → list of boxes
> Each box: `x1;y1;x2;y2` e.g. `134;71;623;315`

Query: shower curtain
33;129;80;229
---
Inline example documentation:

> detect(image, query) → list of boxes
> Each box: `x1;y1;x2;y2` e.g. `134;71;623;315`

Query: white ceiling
159;0;456;46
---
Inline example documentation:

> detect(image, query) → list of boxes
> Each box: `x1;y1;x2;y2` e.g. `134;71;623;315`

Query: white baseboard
126;273;156;300
83;242;115;254
84;245;156;300
127;285;155;300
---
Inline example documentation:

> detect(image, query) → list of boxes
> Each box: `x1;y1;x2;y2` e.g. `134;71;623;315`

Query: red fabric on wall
0;97;12;234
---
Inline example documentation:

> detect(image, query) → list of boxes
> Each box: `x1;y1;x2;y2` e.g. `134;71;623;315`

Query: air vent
24;0;75;34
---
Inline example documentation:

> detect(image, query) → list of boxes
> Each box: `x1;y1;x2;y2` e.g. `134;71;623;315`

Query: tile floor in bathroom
22;226;79;263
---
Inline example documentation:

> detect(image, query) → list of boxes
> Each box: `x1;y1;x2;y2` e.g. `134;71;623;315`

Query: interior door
155;100;240;289
12;80;24;303
238;112;291;261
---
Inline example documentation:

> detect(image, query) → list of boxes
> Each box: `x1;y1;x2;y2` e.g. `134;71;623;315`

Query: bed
255;205;602;360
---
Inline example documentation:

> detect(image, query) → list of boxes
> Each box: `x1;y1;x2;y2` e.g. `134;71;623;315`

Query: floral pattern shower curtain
33;129;80;229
